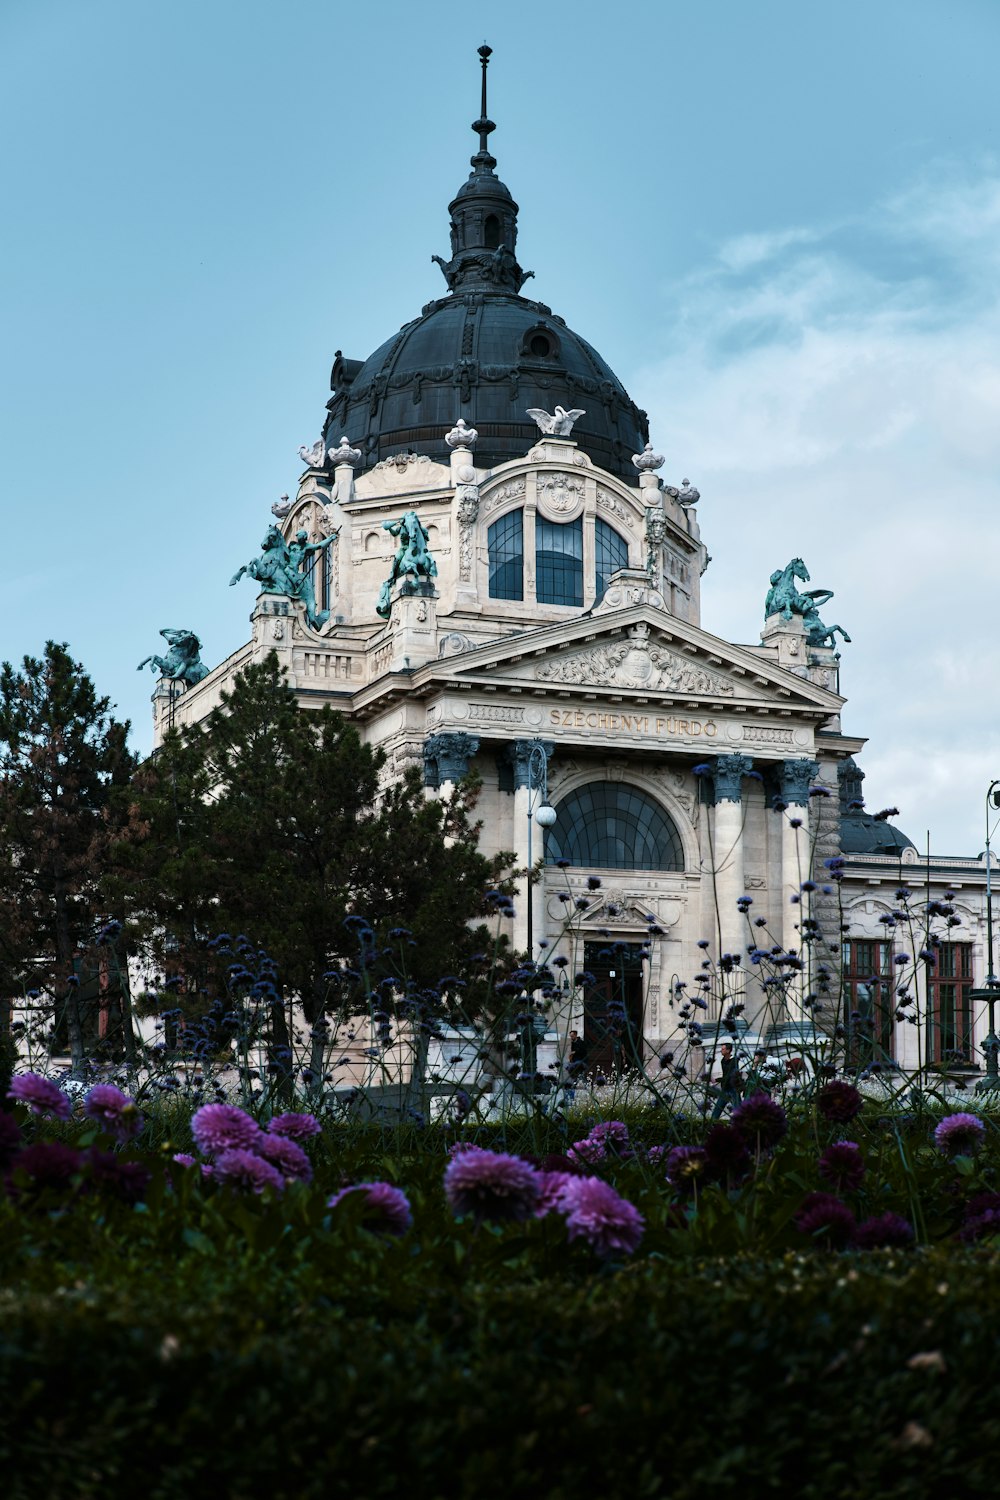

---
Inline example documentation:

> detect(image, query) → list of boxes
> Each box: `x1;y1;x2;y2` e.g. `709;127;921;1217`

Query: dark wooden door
580;942;646;1076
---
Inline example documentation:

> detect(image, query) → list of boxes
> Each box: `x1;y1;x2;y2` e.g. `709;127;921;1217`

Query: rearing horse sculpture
765;558;851;647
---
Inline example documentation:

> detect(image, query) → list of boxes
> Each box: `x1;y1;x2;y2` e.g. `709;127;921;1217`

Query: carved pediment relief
535;623;735;697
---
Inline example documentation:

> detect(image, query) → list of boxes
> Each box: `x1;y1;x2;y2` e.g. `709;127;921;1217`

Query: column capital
779;758;820;807
423;732;480;788
507;739;554;790
711;753;754;804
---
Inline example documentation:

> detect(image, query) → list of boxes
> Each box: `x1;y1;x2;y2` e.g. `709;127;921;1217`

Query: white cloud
632;167;1000;855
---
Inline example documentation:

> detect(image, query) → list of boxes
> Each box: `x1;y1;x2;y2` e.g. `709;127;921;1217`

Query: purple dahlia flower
190;1103;261;1156
818;1140;866;1193
732;1093;788;1150
267;1111;321;1142
817;1081;864;1124
255;1133;313;1183
534;1170;577;1218
6;1141;83;1194
443;1148;540;1223
7;1072;72;1120
83;1084;144;1142
328;1181;413;1236
212;1148;285;1194
794;1192;856;1247
567;1136;607;1165
853;1211;914;1249
84;1149;151;1204
663;1145;708;1189
934;1112;986;1158
560;1176;644;1258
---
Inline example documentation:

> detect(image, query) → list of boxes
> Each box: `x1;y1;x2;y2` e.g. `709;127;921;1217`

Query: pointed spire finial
471;42;496;170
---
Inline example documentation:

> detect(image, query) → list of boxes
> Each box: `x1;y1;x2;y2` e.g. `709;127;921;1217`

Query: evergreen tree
0;642;137;1079
116;655;513;1085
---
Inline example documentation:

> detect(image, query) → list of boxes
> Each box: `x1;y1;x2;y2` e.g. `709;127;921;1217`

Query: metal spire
471;43;496;170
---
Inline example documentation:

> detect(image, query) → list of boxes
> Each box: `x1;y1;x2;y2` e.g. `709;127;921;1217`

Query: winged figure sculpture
525;405;586;437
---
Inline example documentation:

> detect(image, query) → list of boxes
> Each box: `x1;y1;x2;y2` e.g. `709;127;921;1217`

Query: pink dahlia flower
268;1111;322;1142
854;1211;915;1249
443;1148;540;1223
83;1084;144;1142
255;1133;313;1183
818;1140;865;1193
560;1176;644;1258
7;1072;72;1120
328;1181;413;1236
191;1103;261;1156
212;1148;285;1194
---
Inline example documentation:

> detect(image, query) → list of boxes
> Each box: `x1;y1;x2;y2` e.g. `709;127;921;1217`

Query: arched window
595;518;629;600
546;781;684;871
484;214;501;249
488;509;524;600
536;516;583;607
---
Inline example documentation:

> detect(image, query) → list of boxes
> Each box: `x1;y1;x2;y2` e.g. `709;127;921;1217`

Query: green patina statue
137;628;210;686
764;558;851;647
376;510;438;619
230;524;338;631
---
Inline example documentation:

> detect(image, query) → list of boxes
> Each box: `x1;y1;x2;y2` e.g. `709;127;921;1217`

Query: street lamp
524;740;556;957
974;780;1000;1094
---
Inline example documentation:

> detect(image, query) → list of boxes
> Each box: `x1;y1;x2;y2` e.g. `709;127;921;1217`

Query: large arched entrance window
545;781;684;870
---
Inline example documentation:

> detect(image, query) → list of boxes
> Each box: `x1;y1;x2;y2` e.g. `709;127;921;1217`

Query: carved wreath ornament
535;625;735;696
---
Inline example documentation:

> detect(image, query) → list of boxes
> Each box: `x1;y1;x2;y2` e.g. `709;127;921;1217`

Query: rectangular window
841;939;895;1064
536;515;583;607
927;942;973;1063
595;518;629;601
488;509;524;601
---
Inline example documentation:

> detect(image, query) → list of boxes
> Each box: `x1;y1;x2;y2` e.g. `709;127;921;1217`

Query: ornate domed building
155;49;993;1087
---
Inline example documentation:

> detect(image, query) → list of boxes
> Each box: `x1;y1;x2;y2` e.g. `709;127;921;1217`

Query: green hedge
3;1247;1000;1499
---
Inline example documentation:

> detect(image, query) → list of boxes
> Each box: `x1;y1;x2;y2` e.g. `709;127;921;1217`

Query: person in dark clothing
711;1041;744;1118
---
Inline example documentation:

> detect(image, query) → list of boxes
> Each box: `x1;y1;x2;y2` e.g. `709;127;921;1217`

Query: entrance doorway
580;941;646;1076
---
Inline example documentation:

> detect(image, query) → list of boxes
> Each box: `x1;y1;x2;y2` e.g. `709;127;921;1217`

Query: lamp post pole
524;741;556;959
974;780;1000;1094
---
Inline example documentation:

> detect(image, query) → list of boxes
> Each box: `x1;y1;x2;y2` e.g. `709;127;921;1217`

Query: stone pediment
440;607;842;712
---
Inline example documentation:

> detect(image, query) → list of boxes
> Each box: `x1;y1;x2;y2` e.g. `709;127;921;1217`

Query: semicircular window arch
545;781;684;871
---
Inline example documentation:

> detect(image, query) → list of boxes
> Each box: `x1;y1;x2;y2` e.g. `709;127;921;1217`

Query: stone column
447;421;481;611
710;754;753;963
508;739;554;955
778;759;819;954
422;733;479;798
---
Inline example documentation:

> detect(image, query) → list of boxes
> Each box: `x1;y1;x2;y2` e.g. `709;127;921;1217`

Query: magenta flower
328;1181;413;1236
171;1152;197;1168
934;1112;986;1157
83;1084;144;1142
817;1081;864;1124
443;1148;540;1223
560;1176;644;1258
732;1093;788;1150
818;1140;866;1193
590;1121;630;1147
84;1149;151;1204
7;1072;72;1120
854;1212;915;1249
268;1111;322;1142
794;1192;856;1247
255;1133;313;1183
190;1103;261;1156
212;1148;285;1194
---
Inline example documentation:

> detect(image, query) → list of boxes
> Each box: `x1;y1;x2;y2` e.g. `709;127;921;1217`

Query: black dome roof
321;47;648;482
323;291;649;482
838;758;917;856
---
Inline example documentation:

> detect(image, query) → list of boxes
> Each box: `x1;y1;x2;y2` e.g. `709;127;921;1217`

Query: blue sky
3;0;999;853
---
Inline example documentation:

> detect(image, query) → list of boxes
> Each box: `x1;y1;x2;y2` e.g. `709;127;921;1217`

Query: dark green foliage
0;643;136;1076
114;655;513;1013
